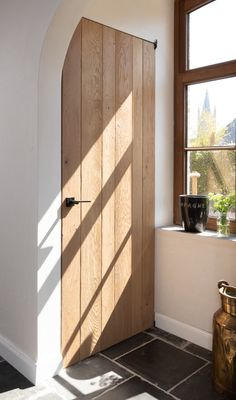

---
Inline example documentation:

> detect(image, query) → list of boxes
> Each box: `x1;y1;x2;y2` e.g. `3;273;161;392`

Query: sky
187;0;236;139
188;78;236;138
189;0;236;69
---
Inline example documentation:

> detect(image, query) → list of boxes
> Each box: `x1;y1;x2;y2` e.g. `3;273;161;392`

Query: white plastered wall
0;0;61;383
38;0;236;381
2;0;233;385
0;0;174;383
155;228;236;350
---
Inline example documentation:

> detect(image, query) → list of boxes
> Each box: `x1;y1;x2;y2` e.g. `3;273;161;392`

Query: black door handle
66;197;91;207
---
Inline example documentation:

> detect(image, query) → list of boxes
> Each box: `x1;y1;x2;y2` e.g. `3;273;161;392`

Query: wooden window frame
174;0;236;233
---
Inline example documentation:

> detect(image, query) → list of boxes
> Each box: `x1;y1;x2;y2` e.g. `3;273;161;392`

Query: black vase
179;195;209;233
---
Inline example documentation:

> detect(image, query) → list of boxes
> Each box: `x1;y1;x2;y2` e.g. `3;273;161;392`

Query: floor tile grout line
170;341;211;363
146;329;212;360
113;337;157;361
146;334;211;363
146;332;190;351
103;333;210;365
168;361;210;394
144;330;158;338
181;341;191;349
91;375;134;400
0;331;211;400
99;352;180;400
151;335;193;351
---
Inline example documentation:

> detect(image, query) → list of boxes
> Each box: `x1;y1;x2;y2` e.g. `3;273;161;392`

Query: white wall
38;0;174;384
0;0;174;383
155;228;236;350
84;0;174;226
0;0;60;382
3;0;233;385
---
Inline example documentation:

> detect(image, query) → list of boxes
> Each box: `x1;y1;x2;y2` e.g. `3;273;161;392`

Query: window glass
189;0;236;69
187;150;235;199
187;78;236;147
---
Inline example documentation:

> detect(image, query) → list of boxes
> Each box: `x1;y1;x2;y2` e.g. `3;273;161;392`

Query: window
174;0;236;232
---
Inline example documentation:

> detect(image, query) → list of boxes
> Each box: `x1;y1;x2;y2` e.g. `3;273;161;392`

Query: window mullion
174;0;236;229
181;60;236;85
184;0;214;13
185;146;236;152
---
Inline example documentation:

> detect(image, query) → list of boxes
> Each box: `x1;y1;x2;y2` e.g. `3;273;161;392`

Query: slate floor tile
0;331;221;400
0;362;32;393
117;339;206;391
96;376;176;400
102;333;153;360
171;364;229;400
185;343;212;362
47;354;132;400
146;327;188;349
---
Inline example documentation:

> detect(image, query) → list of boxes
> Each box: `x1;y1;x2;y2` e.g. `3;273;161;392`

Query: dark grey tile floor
0;328;231;399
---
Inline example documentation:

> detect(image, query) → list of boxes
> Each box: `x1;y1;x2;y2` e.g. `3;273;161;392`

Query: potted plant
208;192;236;237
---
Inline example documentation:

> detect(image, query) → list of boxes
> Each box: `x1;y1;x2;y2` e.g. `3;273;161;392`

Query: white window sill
157;225;236;242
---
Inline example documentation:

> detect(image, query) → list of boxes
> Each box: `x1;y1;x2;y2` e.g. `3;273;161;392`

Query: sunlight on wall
36;0;174;383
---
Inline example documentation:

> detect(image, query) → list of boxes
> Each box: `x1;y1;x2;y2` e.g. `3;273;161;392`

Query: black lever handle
66;197;91;207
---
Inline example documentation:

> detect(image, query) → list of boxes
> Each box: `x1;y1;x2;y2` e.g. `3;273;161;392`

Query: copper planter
213;280;236;397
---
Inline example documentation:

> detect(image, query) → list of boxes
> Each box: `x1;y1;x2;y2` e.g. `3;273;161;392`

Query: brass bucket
213;280;236;397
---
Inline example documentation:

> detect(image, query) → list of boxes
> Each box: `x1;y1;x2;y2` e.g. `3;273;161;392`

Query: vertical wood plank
142;41;155;328
114;31;133;342
80;19;103;359
132;37;143;334
62;18;155;366
174;0;186;224
101;26;116;349
61;22;82;367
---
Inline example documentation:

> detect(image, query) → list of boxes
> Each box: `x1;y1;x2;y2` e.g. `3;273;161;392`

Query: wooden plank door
62;18;155;367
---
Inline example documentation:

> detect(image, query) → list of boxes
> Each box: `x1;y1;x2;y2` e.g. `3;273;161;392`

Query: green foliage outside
208;192;236;216
190;150;234;195
209;192;236;234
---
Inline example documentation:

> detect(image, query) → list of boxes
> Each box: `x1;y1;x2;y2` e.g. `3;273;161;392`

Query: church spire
202;89;210;113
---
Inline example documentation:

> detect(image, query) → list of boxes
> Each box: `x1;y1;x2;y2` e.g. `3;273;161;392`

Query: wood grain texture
132;37;143;334
80;18;103;360
62;18;155;367
174;77;185;225
181;60;236;84
142;41;155;328
114;30;133;342
174;1;236;232
184;0;214;13
174;0;184;225
61;23;82;367
101;26;116;349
